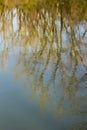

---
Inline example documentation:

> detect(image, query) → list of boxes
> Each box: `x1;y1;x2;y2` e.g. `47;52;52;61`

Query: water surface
0;1;87;130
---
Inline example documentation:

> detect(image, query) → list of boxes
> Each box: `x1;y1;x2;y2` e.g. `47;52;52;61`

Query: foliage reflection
0;0;87;129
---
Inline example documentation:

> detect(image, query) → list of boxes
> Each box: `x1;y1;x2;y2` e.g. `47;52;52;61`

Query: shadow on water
0;0;87;130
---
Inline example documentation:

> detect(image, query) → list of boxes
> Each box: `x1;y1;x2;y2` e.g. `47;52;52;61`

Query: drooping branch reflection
0;1;87;128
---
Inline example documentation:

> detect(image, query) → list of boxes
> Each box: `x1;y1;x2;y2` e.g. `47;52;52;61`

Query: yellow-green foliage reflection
0;0;87;129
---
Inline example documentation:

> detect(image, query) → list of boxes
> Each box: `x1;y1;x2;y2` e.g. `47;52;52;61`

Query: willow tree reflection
0;0;87;129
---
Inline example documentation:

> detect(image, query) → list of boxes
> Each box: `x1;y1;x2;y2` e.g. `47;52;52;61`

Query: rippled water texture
0;0;87;130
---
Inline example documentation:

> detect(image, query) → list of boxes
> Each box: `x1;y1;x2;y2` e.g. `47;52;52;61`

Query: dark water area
0;0;87;130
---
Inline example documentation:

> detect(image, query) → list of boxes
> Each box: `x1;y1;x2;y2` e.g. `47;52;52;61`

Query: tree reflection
0;1;87;129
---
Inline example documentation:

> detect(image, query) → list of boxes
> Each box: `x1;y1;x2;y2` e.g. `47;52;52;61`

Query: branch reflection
0;1;87;129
